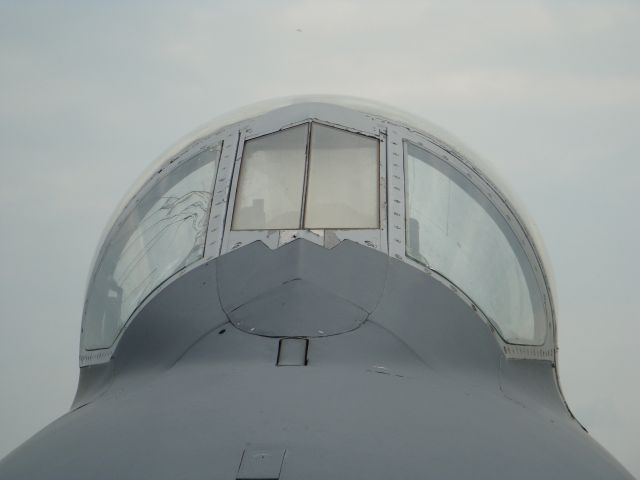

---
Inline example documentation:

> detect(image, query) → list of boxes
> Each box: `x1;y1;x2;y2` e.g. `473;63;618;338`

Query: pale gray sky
0;0;638;476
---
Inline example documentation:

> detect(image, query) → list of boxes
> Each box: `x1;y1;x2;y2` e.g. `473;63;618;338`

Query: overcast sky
0;0;638;476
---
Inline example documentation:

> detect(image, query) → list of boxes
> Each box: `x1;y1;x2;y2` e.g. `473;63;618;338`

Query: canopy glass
81;101;552;359
83;145;220;349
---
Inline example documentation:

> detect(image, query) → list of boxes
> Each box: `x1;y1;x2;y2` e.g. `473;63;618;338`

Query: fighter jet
0;96;634;479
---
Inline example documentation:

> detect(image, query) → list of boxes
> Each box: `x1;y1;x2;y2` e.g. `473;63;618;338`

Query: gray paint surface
218;239;388;337
0;240;633;479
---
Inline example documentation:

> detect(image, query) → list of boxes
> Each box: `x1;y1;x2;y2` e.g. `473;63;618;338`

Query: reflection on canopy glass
232;125;307;230
404;143;546;345
231;123;379;231
83;145;220;349
304;124;379;229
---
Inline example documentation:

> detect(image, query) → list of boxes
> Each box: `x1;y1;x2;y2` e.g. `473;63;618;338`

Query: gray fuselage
0;239;633;479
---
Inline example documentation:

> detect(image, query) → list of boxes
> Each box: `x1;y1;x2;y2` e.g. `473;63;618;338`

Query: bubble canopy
81;96;556;363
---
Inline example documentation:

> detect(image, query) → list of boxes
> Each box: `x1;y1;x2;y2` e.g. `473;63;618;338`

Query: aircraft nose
216;238;388;337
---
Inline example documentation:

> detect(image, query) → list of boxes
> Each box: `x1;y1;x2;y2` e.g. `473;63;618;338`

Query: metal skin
0;239;634;479
0;98;635;479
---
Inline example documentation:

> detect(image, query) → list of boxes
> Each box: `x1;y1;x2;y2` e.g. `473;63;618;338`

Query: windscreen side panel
404;142;546;345
82;145;221;350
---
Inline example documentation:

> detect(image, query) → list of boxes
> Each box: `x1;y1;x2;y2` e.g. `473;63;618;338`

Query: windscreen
405;142;546;345
232;125;307;230
82;145;220;349
304;124;379;229
231;123;379;231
